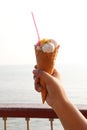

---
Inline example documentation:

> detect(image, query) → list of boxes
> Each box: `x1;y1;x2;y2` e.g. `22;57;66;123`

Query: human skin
33;68;87;130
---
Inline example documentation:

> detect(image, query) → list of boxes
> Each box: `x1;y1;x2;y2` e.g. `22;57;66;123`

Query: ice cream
36;39;58;52
35;38;60;103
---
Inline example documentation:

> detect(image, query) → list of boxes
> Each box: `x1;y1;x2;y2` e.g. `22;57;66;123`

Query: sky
0;0;87;65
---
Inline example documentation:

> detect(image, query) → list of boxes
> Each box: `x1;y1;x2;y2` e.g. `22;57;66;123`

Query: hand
33;67;87;130
33;68;66;108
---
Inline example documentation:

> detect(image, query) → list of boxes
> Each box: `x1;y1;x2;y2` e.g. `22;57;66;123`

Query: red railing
0;103;87;130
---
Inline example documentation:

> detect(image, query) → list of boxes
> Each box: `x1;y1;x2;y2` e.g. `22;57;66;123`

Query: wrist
52;93;70;113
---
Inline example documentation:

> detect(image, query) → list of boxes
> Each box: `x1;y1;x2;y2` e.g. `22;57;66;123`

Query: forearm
53;97;87;130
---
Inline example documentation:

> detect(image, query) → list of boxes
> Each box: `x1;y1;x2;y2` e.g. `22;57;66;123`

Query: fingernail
33;69;38;74
33;75;36;79
38;69;42;74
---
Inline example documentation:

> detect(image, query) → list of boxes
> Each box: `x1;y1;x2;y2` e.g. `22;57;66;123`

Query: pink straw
31;12;40;45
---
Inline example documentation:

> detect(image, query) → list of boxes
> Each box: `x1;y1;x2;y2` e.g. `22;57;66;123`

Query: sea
0;64;87;130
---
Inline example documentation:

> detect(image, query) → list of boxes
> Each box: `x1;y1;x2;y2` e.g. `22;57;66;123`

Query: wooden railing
0;103;87;130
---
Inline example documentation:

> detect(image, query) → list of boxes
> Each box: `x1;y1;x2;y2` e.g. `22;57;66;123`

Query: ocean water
0;64;87;130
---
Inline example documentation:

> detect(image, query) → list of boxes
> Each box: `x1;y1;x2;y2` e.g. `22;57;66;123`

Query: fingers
33;76;42;92
33;65;60;79
33;67;61;93
33;69;50;92
33;69;53;85
34;81;42;92
33;69;42;92
34;68;60;81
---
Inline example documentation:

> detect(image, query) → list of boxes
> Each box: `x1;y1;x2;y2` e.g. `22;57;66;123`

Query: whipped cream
36;39;58;53
42;43;54;52
42;39;58;52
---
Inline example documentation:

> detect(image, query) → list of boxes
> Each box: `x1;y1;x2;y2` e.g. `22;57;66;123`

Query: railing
0;103;87;130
